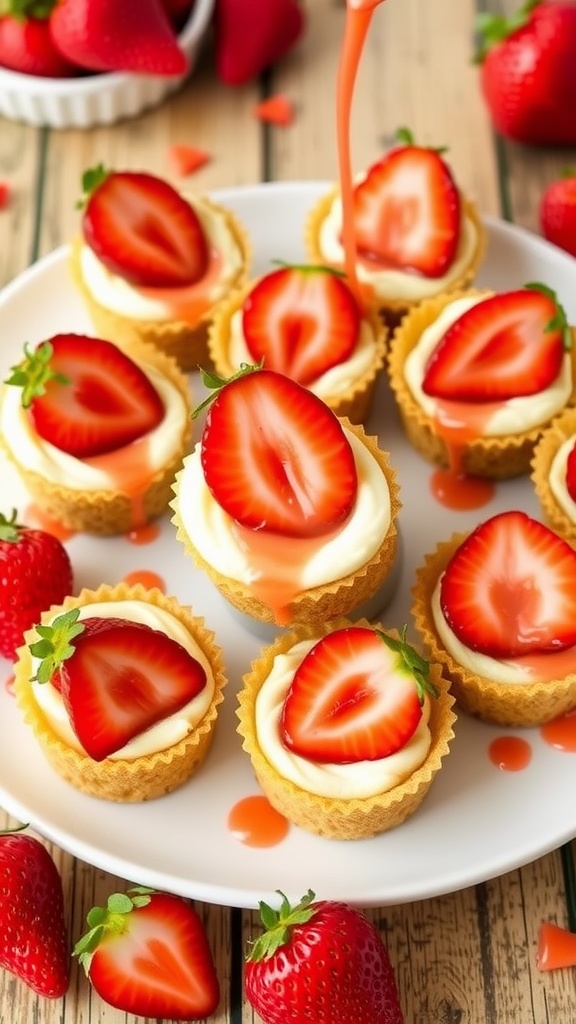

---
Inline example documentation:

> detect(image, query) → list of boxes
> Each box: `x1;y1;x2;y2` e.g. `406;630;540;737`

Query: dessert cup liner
14;582;227;802
236;618;456;840
0;339;193;537
304;187;486;319
70;198;252;373
0;0;215;130
412;534;576;727
207;279;388;424
531;407;576;544
170;419;402;629
388;293;576;479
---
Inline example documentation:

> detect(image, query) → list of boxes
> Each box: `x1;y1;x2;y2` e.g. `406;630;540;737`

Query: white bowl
0;0;215;130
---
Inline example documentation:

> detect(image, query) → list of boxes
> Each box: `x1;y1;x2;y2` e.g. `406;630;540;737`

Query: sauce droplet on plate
540;709;576;752
227;795;290;847
123;569;166;592
488;735;532;771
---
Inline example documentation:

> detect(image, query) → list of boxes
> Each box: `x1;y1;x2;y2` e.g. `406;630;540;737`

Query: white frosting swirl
31;600;215;760
404;294;573;435
431;579;576;684
79;195;245;321
175;428;391;589
0;362;188;490
255;638;431;798
227;308;379;399
549;435;576;523
317;187;479;302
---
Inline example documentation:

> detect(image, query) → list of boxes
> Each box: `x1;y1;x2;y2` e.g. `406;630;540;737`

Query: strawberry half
31;610;207;760
6;333;165;458
242;265;360;385
440;510;576;658
49;0;188;76
352;131;461;277
75;887;220;1018
281;626;437;763
422;284;569;401
196;366;357;538
80;165;209;288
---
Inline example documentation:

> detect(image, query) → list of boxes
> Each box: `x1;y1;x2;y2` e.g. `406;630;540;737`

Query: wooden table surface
1;0;576;1020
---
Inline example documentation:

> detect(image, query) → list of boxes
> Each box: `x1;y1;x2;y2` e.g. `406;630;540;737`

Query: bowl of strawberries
0;0;215;129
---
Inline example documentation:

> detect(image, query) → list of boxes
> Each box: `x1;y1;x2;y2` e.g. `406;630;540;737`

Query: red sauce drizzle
126;522;161;545
540;708;576;752
227;795;290;847
123;570;166;592
488;735;532;772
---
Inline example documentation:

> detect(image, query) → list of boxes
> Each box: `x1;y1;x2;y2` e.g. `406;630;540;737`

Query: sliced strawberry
75;888;220;1018
47;615;207;761
565;439;576;503
6;333;165;458
440;510;576;658
198;367;357;538
242;265;360;385
352;140;461;277
280;626;436;763
422;285;568;401
167;144;211;178
81;166;209;288
253;94;295;126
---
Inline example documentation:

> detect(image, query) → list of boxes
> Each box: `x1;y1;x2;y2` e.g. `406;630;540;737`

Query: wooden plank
271;0;500;217
36;52;262;257
0;121;41;285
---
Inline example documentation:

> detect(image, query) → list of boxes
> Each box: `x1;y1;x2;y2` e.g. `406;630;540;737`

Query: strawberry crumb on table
1;0;576;1021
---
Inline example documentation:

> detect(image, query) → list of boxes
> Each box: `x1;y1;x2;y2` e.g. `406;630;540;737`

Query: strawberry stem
192;360;264;419
74;887;155;973
0;821;29;835
524;282;572;350
395;126;447;155
29;608;85;684
5;341;70;408
378;625;439;703
271;259;347;278
474;0;540;62
77;163;110;210
0;0;57;19
246;890;317;962
0;509;23;543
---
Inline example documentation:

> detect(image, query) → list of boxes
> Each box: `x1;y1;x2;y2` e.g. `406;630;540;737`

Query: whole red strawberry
0;509;73;661
245;890;404;1024
0;0;78;77
75;887;220;1019
0;824;70;997
475;0;576;145
540;171;576;257
215;0;305;86
49;0;188;76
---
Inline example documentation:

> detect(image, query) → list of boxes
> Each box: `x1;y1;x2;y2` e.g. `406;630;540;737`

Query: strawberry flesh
29;334;165;457
77;890;220;1018
82;171;209;287
422;288;565;401
200;369;357;538
49;0;188;76
440;510;576;658
214;0;305;86
281;627;424;762
352;145;461;277
58;616;207;760
242;266;360;385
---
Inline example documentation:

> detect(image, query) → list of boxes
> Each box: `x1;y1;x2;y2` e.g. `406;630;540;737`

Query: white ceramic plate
1;182;576;910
